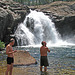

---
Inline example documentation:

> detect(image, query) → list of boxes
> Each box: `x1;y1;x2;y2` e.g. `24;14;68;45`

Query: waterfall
14;10;62;46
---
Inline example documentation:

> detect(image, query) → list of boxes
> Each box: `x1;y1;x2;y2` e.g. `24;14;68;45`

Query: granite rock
14;50;37;66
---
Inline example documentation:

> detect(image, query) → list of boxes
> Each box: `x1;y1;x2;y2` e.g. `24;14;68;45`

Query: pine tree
28;0;30;6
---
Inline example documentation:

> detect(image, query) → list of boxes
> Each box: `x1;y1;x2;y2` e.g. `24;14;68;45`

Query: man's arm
46;47;50;52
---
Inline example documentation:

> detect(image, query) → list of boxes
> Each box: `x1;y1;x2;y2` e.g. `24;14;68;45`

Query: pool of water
15;46;75;70
0;45;75;75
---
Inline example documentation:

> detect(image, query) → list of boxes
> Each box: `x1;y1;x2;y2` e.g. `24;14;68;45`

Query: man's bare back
40;46;50;56
40;41;50;72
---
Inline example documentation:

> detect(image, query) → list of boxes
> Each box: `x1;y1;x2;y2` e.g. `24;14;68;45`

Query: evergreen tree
32;0;34;5
36;0;37;5
28;0;30;6
39;0;41;5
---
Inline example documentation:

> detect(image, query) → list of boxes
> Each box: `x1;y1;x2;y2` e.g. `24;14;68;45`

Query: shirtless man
40;41;50;72
5;38;17;75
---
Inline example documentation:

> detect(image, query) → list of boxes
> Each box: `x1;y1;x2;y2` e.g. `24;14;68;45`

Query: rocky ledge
0;0;29;45
14;50;37;66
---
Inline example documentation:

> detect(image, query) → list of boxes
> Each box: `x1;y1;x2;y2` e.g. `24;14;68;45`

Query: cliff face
30;1;75;43
0;0;29;44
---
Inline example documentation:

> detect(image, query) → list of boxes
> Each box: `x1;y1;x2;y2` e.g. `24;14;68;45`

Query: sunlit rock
14;50;37;66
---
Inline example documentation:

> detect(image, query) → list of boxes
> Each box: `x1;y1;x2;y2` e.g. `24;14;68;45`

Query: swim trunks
7;57;14;64
40;56;49;67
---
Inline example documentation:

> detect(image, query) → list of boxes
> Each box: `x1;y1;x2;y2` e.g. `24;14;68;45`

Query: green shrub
0;40;5;49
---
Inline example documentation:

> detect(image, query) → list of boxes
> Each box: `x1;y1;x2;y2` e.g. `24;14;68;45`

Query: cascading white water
14;10;62;46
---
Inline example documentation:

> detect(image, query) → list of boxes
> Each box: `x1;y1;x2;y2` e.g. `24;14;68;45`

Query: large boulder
14;50;37;66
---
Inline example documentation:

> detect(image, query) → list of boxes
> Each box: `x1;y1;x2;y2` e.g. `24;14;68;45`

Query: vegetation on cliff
0;40;5;49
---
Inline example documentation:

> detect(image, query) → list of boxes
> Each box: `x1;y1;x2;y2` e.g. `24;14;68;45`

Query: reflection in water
40;71;49;75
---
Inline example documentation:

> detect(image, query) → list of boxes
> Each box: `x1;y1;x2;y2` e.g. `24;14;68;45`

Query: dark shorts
40;56;49;67
7;57;14;64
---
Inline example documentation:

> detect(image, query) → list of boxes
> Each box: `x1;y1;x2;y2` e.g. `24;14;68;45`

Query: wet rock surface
14;50;37;66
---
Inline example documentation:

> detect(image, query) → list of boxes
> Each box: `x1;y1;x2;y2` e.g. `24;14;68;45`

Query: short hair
10;38;15;43
41;41;46;46
41;41;44;45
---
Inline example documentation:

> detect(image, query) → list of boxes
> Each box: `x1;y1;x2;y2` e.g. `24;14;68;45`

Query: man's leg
40;66;42;71
44;67;47;72
9;63;13;75
5;64;11;75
